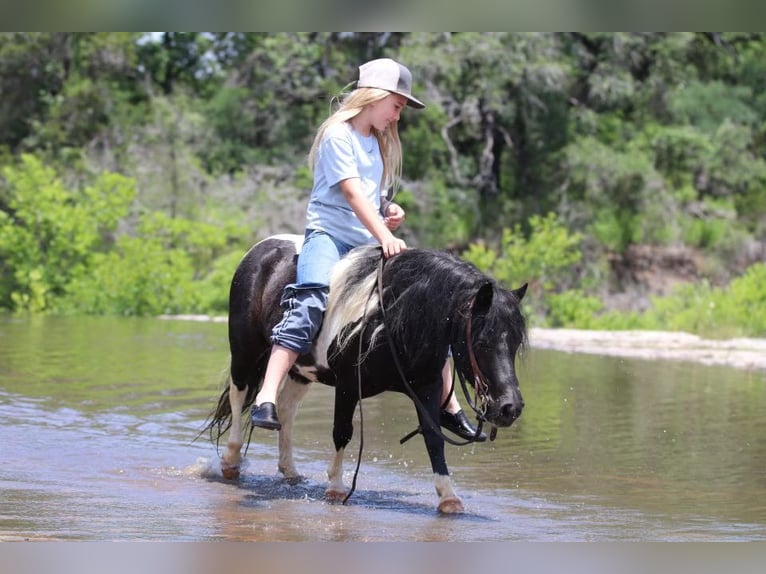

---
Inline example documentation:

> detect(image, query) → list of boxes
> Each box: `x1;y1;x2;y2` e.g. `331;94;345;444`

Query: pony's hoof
278;465;299;479
325;488;347;503
221;462;240;480
283;475;305;486
438;497;464;514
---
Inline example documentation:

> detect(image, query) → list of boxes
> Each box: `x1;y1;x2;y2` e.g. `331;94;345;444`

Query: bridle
342;255;493;504
377;257;493;447
454;293;500;441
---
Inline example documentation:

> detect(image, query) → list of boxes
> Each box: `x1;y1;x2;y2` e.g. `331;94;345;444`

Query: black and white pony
205;234;527;513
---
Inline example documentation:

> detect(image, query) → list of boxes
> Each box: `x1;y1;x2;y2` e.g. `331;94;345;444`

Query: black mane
343;247;527;373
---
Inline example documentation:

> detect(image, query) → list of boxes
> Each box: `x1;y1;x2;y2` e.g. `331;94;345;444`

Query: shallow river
1;316;764;541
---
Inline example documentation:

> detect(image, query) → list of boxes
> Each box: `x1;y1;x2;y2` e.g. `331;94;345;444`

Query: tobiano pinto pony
204;234;527;513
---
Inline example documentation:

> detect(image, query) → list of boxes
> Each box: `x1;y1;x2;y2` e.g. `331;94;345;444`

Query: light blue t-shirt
305;121;385;247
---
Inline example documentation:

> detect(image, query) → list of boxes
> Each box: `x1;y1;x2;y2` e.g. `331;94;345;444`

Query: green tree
0;154;134;311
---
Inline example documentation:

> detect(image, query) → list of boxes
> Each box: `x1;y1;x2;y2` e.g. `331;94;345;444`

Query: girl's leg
255;345;299;406
252;231;350;431
439;359;487;442
440;359;462;414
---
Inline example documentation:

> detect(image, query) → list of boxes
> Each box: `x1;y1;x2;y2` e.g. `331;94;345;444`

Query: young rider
251;58;485;442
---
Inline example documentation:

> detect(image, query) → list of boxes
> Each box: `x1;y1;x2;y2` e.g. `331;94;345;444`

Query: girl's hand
381;235;407;259
384;202;406;231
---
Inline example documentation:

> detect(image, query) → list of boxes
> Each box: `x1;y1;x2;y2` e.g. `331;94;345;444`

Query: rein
341;254;489;504
375;256;489;447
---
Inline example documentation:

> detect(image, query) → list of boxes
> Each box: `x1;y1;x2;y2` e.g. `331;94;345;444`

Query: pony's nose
500;400;523;424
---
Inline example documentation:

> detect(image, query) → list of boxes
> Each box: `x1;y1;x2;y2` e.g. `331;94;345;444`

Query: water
1;316;765;541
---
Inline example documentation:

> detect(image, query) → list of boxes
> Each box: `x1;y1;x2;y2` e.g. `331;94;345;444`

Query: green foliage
201;86;258;173
560;136;674;250
719;263;766;337
547;289;604;328
644;282;720;335
462;213;582;323
0;154;134;312
1;32;766;339
400;105;449;181
192;250;248;314
135;212;245;277
403;179;478;249
585;264;766;338
701;121;766;200
649;125;712;188
55;214;247;316
668;81;758;133
56;236;197;316
681;218;729;249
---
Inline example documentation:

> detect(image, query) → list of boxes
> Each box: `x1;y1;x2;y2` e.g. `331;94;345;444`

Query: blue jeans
270;229;357;354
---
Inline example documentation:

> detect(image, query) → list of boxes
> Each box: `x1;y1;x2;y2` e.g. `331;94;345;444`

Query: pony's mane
316;246;526;372
314;245;381;367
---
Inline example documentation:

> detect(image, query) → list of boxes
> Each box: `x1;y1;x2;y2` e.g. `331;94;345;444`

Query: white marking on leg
434;473;464;514
325;447;346;500
277;377;311;478
222;377;246;478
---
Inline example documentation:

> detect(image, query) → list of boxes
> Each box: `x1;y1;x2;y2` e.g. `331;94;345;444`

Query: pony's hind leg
221;376;247;480
277;376;311;479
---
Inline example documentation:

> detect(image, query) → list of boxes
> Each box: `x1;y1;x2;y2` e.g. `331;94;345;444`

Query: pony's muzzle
489;396;524;427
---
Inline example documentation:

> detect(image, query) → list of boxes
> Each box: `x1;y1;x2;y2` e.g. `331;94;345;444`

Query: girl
251;58;485;442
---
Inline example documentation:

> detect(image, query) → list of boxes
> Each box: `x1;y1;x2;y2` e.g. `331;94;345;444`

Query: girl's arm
339;178;406;258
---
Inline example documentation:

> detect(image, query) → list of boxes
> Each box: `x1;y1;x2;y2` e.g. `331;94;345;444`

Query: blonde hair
308;87;403;196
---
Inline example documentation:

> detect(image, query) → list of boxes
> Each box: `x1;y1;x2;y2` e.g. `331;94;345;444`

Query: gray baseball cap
357;58;425;109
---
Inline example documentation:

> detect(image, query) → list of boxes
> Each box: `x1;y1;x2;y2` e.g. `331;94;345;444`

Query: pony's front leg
325;393;357;502
221;377;246;479
434;473;463;514
420;406;464;514
277;377;311;478
326;447;346;501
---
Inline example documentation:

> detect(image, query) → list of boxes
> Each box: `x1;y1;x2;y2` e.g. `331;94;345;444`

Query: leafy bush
462;212;583;324
55;215;249;316
721;263;766;337
0;154;135;312
192;250;248;315
56;236;198;316
585;264;766;338
546;289;604;328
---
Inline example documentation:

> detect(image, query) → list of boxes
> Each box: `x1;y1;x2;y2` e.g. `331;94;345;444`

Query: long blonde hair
308;87;403;196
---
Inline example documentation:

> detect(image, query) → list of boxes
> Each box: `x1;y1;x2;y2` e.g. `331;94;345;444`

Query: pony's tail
196;370;234;445
197;369;258;446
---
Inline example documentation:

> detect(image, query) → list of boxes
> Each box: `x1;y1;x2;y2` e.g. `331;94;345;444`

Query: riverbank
530;328;766;371
159;315;766;372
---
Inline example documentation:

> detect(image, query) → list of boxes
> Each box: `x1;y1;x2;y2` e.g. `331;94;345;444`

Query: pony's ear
512;282;528;302
474;281;494;313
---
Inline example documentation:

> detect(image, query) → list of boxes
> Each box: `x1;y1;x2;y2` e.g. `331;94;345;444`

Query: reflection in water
0;316;764;540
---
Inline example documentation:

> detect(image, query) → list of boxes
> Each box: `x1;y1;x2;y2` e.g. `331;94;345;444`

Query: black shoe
251;402;281;431
440;409;487;442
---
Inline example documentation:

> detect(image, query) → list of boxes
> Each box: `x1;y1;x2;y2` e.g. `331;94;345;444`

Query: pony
204;234;527;513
